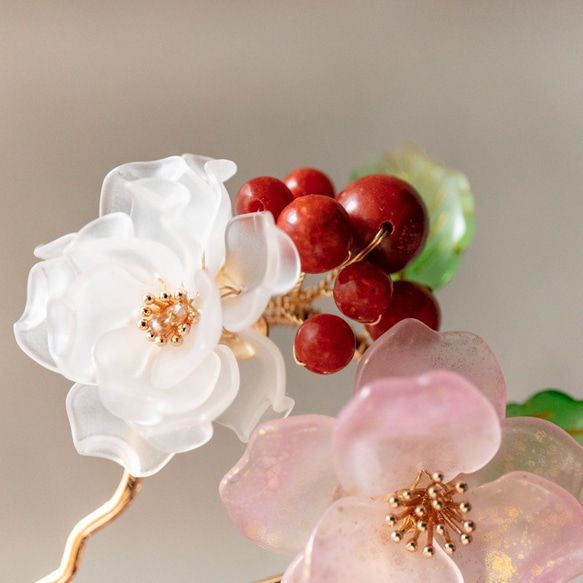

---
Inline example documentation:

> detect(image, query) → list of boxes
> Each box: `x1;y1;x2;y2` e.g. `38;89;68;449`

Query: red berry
235;176;293;221
336;174;428;274
284;167;335;199
333;261;393;323
366;280;440;340
276;194;351;273
294;314;355;374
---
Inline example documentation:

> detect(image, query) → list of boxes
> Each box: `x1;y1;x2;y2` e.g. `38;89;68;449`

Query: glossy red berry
284;167;335;199
276;194;351;273
333;261;393;323
235;176;293;221
336;174;428;274
294;314;355;374
366;280;440;340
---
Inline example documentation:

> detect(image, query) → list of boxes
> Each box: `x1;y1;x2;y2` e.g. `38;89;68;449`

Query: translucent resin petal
216;328;294;442
220;415;337;556
301;497;463;583
355;318;506;418
334;371;501;496
350;146;474;290
461;416;583;503
454;472;583;583
507;389;583;446
67;383;174;477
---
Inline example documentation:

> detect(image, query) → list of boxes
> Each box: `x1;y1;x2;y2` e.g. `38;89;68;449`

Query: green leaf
506;389;583;446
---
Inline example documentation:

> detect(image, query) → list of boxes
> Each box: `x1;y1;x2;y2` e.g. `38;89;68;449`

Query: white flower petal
34;233;75;260
216;328;294;442
134;345;239;453
221;213;300;332
100;156;190;215
67;383;174;478
48;263;148;384
14;257;77;371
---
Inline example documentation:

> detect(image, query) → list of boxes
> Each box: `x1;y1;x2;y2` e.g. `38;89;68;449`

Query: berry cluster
235;167;440;375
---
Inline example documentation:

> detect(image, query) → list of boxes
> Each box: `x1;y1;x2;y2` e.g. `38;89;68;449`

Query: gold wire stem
253;576;283;583
36;471;142;583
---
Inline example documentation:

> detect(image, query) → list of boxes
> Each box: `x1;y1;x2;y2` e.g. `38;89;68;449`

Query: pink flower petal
454;472;583;582
301;497;463;583
462;417;583;503
220;415;338;556
281;554;306;583
355;319;506;418
333;371;501;496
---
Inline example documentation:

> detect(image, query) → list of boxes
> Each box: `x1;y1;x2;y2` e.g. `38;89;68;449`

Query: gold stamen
383;470;475;559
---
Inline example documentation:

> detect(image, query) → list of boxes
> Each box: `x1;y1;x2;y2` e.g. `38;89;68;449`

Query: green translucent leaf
350;146;475;290
506;389;583;446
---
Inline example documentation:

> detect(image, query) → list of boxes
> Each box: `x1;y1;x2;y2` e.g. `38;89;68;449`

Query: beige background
1;2;583;581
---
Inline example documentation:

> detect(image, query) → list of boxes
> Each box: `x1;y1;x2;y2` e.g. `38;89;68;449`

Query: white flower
14;154;300;477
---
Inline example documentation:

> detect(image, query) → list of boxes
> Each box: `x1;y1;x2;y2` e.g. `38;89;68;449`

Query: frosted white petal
67;383;174;477
221;213;300;331
100;156;189;215
135;345;239;453
150;269;222;389
14;257;77;372
48;263;147;384
217;328;294;442
34;233;75;259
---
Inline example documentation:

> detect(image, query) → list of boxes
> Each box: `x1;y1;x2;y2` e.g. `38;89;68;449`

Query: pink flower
220;320;583;582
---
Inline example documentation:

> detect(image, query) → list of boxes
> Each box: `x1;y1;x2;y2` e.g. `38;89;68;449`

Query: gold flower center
384;470;474;557
137;288;200;347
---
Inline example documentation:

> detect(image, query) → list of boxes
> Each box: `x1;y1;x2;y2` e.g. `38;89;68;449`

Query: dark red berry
366;280;440;340
235;176;293;221
284;167;335;199
294;314;355;374
336;174;428;274
333;261;393;323
276;194;351;273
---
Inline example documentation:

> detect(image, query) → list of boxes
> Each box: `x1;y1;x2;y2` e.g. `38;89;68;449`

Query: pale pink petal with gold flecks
281;554;306;583
461;417;583;503
455;472;583;582
333;371;501;497
355;319;506;418
300;497;463;583
220;415;338;556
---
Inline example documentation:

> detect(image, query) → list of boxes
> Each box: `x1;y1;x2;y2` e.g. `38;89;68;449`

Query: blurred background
1;1;583;581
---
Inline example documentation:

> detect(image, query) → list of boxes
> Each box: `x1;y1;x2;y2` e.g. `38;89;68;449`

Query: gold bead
422;546;435;558
174;289;187;299
432;472;444;483
170;335;183;346
391;531;402;542
416;521;428;532
144;294;154;304
405;541;418;552
435;524;445;535
145;332;155;342
138;320;148;330
160;291;170;301
428;486;439;499
463;520;475;533
459;502;471;513
385;514;397;526
460;533;472;545
444;542;456;554
155;336;167;346
400;489;412;500
177;323;191;336
431;499;444;510
414;506;427;517
455;481;468;493
389;496;401;508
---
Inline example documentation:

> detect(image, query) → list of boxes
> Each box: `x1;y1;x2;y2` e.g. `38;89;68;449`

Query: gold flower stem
254;576;283;583
36;471;142;583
